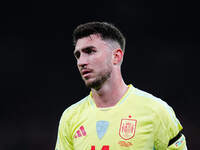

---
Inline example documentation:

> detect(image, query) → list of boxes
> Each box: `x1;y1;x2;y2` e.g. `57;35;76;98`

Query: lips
81;69;93;78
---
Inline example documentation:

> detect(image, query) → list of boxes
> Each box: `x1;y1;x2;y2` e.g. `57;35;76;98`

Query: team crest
119;117;137;140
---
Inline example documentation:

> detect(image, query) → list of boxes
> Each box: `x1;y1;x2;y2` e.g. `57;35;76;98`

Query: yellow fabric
55;85;186;150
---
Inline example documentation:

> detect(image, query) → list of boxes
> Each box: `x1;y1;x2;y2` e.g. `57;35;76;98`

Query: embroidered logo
118;141;133;147
119;116;137;140
96;120;109;140
74;125;87;138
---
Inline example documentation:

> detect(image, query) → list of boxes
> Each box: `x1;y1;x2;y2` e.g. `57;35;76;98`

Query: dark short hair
72;22;126;51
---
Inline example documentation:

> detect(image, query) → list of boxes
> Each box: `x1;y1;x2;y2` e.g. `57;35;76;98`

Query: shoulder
132;86;166;108
60;95;90;123
132;86;179;123
133;86;182;129
132;87;172;110
132;86;182;134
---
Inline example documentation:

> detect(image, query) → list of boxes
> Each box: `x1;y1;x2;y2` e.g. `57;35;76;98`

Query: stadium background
0;0;198;149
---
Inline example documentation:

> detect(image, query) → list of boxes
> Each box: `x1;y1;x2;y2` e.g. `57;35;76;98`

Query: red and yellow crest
119;118;137;140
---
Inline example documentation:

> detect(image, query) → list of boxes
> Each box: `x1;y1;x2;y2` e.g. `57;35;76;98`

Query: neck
91;71;128;108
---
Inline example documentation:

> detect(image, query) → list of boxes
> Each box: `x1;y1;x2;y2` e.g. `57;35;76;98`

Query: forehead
74;34;108;52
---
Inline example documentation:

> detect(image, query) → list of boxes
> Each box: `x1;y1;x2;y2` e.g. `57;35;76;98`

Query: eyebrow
74;46;96;55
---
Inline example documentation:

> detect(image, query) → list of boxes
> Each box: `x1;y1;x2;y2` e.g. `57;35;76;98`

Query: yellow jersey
55;85;187;150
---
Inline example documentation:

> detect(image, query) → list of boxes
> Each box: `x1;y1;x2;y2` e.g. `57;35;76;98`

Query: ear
112;49;124;65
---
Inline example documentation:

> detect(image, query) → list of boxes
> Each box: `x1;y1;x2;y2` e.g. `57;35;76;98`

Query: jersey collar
88;84;134;111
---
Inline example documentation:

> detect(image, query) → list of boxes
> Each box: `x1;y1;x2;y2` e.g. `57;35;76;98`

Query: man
55;22;187;149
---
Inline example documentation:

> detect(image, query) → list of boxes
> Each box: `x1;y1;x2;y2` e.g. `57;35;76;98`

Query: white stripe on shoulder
153;98;179;127
133;87;157;99
133;87;179;127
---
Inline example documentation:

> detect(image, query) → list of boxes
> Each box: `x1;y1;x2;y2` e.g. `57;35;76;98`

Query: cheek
100;58;113;72
105;53;113;67
92;52;112;68
90;54;103;65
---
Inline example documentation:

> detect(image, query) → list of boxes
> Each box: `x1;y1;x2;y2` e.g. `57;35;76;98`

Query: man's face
74;34;113;89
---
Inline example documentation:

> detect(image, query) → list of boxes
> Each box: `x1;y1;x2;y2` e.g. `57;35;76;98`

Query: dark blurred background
0;0;198;149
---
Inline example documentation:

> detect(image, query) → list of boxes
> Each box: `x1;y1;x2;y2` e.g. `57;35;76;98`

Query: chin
85;79;101;89
85;80;95;87
83;71;111;89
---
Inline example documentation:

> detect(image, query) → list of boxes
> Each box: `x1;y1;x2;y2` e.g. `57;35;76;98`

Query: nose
77;54;88;68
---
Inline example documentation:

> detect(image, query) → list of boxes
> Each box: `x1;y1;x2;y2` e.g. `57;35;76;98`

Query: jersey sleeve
167;134;187;150
55;110;74;150
154;99;187;149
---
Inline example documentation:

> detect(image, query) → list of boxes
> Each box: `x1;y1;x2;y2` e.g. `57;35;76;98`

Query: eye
74;51;80;59
84;47;96;54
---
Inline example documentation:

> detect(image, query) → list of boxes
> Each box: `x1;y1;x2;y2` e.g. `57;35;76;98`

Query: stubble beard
84;69;112;90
